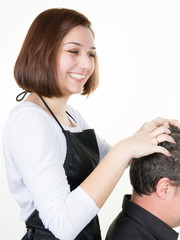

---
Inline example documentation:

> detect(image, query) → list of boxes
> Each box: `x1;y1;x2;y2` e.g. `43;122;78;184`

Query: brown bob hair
14;8;99;97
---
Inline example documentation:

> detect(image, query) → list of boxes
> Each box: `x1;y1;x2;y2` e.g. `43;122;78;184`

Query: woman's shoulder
4;102;57;135
7;101;51;121
3;102;64;151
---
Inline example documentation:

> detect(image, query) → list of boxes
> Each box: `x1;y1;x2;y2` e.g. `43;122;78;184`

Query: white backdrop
1;0;180;239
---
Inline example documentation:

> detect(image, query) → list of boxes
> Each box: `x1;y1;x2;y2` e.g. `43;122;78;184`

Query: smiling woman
2;7;180;240
56;25;96;96
14;8;99;98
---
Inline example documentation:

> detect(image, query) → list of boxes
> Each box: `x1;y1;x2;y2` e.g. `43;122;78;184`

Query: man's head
130;126;180;227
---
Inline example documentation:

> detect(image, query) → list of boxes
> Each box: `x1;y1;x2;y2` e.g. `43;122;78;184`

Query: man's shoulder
105;211;153;240
105;212;135;239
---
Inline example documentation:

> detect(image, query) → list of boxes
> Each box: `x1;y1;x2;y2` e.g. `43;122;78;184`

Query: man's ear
156;178;171;199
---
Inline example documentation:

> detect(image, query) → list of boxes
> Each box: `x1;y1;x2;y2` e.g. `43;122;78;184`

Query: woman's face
56;25;95;97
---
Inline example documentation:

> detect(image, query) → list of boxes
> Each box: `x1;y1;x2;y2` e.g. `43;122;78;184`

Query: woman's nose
78;54;93;70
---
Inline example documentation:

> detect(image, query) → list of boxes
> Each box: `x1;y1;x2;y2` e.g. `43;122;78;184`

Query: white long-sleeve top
3;102;111;240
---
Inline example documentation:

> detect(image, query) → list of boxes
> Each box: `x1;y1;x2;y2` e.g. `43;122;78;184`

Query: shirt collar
122;195;179;240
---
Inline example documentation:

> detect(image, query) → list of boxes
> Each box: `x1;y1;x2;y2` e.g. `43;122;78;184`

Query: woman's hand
123;117;180;159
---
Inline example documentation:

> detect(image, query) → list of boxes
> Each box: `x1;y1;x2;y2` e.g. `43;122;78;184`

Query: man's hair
14;8;99;97
130;126;180;195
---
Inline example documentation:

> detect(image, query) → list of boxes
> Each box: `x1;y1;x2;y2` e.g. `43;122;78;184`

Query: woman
3;8;179;240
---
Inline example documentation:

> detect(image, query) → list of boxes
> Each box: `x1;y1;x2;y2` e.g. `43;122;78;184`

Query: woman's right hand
113;117;180;160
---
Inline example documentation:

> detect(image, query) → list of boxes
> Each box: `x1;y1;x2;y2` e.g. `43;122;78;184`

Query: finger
166;119;180;129
152;117;180;129
151;117;168;127
152;126;171;137
156;134;176;144
163;121;170;128
155;146;171;157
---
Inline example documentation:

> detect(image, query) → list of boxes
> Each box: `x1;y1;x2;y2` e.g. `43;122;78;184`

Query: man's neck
131;191;170;227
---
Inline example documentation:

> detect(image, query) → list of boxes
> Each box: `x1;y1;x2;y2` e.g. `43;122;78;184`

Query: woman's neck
25;93;74;127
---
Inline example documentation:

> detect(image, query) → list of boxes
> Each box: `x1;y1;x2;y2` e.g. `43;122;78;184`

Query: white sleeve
96;135;111;161
8;109;99;240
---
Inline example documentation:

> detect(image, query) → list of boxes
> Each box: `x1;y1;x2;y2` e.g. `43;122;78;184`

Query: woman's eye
68;50;78;54
88;53;95;58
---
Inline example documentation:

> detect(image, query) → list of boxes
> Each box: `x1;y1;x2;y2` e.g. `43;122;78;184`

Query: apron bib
22;96;101;240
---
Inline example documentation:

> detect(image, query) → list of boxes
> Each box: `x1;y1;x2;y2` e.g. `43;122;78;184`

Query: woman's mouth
68;73;85;81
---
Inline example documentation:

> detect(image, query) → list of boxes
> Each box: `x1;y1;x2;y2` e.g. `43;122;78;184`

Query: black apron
22;96;102;240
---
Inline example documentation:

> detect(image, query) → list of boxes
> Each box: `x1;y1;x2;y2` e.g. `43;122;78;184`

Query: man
106;126;180;240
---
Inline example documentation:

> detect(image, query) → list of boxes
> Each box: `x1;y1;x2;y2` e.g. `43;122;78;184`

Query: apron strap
66;111;77;123
16;91;29;102
38;95;65;131
38;95;77;131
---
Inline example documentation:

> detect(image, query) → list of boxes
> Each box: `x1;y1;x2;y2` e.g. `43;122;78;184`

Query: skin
56;25;95;98
25;25;180;208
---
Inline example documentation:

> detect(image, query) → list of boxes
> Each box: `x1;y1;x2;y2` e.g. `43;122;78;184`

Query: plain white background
1;0;180;239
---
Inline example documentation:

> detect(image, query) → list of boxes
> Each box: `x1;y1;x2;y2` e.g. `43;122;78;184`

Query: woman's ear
156;178;171;199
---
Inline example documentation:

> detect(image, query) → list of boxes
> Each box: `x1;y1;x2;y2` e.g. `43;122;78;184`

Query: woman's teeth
68;73;85;80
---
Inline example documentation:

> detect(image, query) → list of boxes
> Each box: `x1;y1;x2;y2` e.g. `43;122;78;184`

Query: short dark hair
14;8;99;97
130;126;180;195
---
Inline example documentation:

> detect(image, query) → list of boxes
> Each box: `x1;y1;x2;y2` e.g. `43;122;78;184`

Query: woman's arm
80;117;180;208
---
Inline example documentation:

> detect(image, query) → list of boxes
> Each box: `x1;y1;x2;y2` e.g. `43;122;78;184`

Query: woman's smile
68;72;86;81
56;25;95;96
